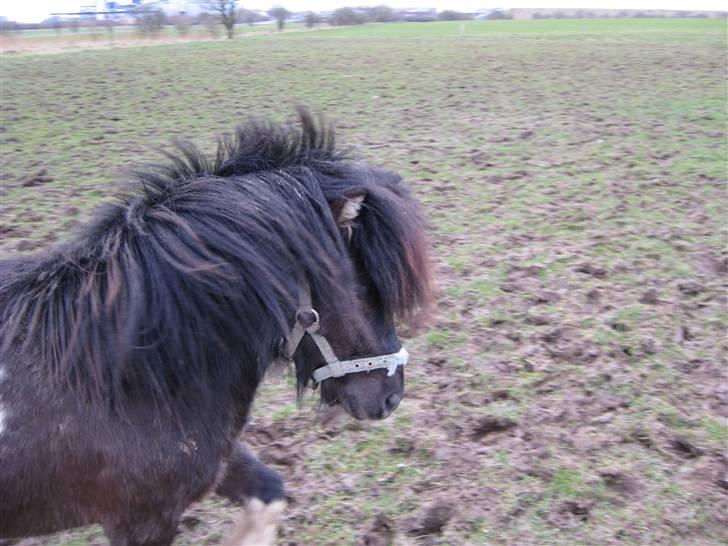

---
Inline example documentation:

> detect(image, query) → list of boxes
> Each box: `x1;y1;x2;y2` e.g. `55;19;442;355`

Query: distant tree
329;7;367;26
135;8;166;37
199;12;222;37
202;0;237;38
438;10;471;20
86;20;102;41
304;11;321;28
368;5;395;22
42;16;63;35
0;17;20;34
171;14;192;36
485;9;512;20
268;6;291;31
238;9;251;25
238;8;266;25
101;18;115;43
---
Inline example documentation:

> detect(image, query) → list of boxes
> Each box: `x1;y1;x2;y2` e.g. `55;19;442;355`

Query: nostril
383;392;402;415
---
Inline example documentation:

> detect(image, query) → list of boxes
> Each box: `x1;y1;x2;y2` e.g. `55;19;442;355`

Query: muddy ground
1;19;726;546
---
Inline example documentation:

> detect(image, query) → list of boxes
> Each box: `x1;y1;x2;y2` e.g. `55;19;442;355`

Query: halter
281;283;408;384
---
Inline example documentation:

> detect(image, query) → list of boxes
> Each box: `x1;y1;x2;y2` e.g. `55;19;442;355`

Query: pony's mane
140;108;346;196
0;110;433;408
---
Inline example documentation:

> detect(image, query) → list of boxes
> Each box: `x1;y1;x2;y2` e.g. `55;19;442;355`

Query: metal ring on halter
280;282;409;383
295;308;320;332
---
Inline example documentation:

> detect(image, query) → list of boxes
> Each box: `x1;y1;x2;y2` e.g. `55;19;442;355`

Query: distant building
104;0;143;8
134;0;203;16
75;0;202;19
472;8;498;20
401;8;437;22
79;2;102;19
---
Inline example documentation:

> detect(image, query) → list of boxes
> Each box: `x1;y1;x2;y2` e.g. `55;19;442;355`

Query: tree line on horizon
0;1;723;39
0;3;493;39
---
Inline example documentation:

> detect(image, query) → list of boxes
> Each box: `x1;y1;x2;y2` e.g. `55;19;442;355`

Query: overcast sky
2;0;726;23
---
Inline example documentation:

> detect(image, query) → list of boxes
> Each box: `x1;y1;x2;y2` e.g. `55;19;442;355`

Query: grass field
3;18;725;54
1;18;727;546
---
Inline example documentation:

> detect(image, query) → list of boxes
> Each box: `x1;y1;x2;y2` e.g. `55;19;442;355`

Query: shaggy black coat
0;110;433;544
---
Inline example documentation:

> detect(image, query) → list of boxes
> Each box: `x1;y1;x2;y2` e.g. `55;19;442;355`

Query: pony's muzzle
345;388;402;420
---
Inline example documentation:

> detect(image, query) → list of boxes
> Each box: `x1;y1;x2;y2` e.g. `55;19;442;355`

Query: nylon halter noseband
281;283;408;384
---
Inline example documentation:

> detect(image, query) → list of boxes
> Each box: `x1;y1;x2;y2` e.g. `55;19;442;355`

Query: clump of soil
20;168;53;187
471;416;518;440
360;514;394;546
408;500;455;536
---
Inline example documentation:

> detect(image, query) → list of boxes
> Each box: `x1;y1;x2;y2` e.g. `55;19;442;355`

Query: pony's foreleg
216;442;285;504
223;499;286;546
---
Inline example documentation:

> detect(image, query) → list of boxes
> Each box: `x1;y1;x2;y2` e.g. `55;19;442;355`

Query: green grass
300;18;727;39
703;417;728;445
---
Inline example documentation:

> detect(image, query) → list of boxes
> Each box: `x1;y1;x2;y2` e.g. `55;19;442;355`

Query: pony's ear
339;194;365;224
332;193;366;228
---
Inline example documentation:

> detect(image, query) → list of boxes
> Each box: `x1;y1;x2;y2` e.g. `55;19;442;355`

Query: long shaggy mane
0;109;434;408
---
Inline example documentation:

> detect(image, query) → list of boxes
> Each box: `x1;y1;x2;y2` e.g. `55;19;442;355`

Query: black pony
0;110;433;545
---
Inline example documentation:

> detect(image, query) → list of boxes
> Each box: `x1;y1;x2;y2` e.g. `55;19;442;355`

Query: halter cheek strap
281;283;408;384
